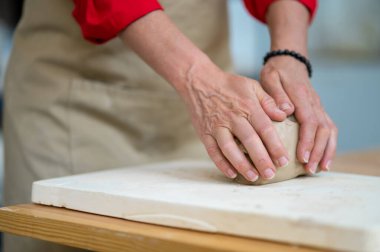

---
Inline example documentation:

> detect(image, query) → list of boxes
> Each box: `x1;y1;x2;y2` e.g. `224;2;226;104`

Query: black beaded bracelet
263;49;312;78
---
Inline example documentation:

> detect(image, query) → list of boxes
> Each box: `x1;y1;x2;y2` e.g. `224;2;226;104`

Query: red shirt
72;0;317;44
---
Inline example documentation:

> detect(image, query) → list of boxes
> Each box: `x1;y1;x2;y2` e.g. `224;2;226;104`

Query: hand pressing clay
234;116;306;185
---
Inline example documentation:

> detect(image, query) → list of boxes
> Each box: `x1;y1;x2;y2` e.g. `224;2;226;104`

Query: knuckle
235;161;250;172
255;158;271;169
312;149;324;160
220;141;235;152
319;125;331;136
268;69;278;78
224;110;235;119
297;115;318;128
261;67;276;80
248;114;256;125
296;84;309;95
297;109;316;123
256;123;274;137
261;96;275;107
210;127;220;137
275;94;290;103
214;158;228;170
270;145;285;157
306;117;318;127
242;135;257;145
206;145;220;157
301;138;314;148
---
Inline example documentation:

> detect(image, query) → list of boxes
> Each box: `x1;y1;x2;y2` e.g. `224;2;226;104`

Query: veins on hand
187;81;250;135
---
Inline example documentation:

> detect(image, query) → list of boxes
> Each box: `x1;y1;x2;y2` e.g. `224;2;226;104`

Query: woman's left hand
260;56;338;173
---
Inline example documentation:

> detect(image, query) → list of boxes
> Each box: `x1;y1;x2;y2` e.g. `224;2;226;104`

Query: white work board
32;160;380;251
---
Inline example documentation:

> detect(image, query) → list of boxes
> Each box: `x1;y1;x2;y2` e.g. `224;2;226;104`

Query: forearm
266;0;310;56
119;9;296;181
118;10;216;95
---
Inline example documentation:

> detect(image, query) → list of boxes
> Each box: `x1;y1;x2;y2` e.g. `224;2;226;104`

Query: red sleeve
72;0;163;44
243;0;317;24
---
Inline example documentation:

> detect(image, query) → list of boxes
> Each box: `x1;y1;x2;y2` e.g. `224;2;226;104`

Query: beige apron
2;0;232;251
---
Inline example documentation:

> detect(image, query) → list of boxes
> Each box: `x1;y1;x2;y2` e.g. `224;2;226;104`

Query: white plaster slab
32;160;380;251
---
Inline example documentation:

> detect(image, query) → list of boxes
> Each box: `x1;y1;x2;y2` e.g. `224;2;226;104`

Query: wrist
167;51;216;94
270;44;308;57
264;49;312;77
173;54;222;100
267;0;310;57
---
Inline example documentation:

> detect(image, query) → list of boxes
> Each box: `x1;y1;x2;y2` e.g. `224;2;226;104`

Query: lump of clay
234;116;306;185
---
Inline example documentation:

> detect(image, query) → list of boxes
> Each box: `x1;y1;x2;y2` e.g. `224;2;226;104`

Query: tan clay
234;116;306;185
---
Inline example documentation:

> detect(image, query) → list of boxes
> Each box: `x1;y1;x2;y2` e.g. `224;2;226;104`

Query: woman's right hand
120;11;290;181
179;62;291;181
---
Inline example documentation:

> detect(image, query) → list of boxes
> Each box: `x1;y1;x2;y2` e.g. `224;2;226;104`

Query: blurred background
0;0;379;238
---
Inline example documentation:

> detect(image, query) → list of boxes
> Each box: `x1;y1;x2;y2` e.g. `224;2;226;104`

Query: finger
245;100;290;169
202;134;238;179
260;70;295;115
308;93;333;172
231;117;277;180
256;85;287;122
214;127;259;182
297;115;318;166
320;115;338;171
285;84;318;164
306;124;330;174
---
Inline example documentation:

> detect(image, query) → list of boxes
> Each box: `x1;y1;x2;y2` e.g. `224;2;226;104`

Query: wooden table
333;148;380;176
1;149;379;252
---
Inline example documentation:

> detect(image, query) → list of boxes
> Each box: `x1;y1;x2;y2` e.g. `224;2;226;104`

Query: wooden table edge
0;204;324;252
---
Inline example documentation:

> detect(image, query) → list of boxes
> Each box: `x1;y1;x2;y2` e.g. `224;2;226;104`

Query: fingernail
264;168;275;179
227;169;237;178
279;103;291;112
325;160;332;171
277;156;289;168
246;170;259;182
309;162;317;174
276;108;285;114
303;151;310;163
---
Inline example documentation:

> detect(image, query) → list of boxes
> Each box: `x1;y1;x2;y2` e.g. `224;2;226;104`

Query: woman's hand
260;56;338;173
179;63;290;181
263;0;338;172
120;10;293;181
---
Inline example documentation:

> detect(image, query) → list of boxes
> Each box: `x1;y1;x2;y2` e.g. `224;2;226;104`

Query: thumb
255;82;287;122
261;71;295;116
